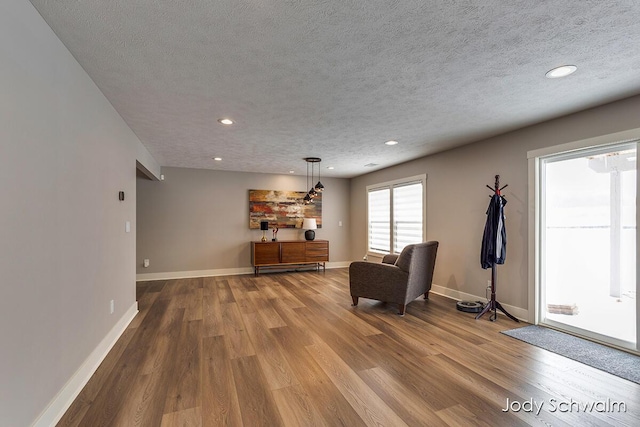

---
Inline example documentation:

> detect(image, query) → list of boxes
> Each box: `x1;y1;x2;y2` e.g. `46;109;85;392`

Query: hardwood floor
59;269;640;426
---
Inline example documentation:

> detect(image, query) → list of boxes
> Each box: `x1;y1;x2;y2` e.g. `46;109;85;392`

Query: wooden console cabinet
252;240;329;276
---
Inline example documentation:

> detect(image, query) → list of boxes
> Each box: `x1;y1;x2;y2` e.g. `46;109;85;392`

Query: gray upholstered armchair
349;241;438;315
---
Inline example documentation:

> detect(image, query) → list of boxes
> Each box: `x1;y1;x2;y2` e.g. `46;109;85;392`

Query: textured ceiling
28;0;640;178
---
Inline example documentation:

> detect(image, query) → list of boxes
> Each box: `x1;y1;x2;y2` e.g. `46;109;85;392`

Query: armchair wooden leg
351;296;359;306
424;292;429;300
397;304;405;316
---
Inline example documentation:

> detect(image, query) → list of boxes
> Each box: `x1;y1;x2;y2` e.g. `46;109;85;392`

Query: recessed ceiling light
327;166;334;170
213;157;222;161
217;118;234;125
289;170;295;174
385;140;399;146
545;65;577;79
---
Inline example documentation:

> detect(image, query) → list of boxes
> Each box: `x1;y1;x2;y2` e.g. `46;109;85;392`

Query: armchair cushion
394;244;415;272
381;253;399;264
349;262;409;303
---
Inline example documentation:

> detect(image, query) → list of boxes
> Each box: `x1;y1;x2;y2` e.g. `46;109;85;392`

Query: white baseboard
430;284;528;321
136;267;254;281
32;302;138;427
327;261;351;269
135;261;352;281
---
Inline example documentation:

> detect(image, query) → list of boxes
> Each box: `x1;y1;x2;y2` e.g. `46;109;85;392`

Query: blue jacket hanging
481;194;507;269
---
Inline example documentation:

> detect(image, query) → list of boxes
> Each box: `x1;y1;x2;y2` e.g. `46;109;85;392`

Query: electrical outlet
110;300;115;314
143;259;150;268
487;280;492;289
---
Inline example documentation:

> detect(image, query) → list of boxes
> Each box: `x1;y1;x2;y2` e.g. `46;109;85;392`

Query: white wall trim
32;302;139;427
527;127;640;159
136;261;352;281
430;284;529;322
326;261;352;269
137;267;254;281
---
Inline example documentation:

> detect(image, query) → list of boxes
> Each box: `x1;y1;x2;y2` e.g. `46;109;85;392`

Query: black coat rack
476;175;519;322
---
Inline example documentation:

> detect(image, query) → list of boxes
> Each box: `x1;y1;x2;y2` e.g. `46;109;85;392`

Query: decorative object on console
260;220;269;242
272;227;279;241
249;190;322;229
302;218;317;241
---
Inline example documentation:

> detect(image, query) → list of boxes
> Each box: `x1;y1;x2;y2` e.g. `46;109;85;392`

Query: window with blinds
393;182;423;253
368;188;390;252
367;176;425;254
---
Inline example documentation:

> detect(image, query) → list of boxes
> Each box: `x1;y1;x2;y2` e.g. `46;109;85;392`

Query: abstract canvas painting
249;190;322;229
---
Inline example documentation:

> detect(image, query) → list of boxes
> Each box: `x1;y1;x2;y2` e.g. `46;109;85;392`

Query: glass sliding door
538;142;637;349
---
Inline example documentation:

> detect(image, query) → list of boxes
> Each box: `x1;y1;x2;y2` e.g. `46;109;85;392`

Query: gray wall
137;167;352;274
351;95;640;312
0;1;156;425
4;1;640;423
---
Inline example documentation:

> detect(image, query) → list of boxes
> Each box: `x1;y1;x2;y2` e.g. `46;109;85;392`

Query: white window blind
368;188;390;252
367;176;425;254
393;182;423;253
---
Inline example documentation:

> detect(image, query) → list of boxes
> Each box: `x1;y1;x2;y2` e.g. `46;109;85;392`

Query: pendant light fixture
314;161;324;193
303;157;323;204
